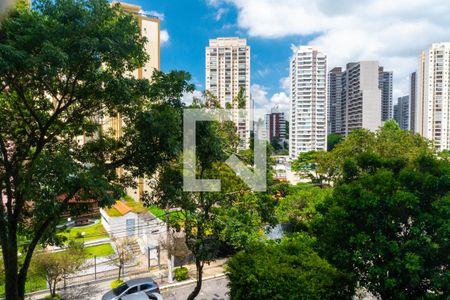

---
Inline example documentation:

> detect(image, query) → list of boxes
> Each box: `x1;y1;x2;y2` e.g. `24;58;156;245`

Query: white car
121;291;163;300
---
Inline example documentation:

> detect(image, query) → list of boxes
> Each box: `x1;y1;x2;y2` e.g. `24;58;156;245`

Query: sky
22;0;450;116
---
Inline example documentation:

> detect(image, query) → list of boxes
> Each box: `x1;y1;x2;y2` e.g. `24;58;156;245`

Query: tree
226;234;353;300
32;241;86;298
291;151;336;187
313;152;450;299
270;137;282;152
149;103;276;299
107;237;136;281
327;133;343;151
276;183;331;232
0;1;194;299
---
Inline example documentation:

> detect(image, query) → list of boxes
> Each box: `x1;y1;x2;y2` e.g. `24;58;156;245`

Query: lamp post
81;231;86;245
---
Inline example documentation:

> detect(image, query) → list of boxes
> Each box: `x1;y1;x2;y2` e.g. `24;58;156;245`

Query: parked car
102;278;160;300
121;292;163;300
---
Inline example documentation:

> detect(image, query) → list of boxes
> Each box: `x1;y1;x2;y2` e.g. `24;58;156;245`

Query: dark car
102;277;160;300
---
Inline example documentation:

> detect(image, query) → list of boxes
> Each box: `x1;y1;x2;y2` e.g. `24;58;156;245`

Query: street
162;277;229;300
28;276;230;300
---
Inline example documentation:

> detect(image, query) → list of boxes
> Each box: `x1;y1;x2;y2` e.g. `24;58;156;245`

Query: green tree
291;151;336;187
313;152;450;299
149;103;275;299
226;234;353;300
32;241;86;298
0;1;193;299
276;183;331;232
327;133;343;151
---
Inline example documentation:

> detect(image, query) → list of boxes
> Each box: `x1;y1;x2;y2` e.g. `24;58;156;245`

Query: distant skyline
104;1;449;114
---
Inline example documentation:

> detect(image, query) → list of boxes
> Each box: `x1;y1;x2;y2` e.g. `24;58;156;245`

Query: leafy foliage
313;152;450;299
226;234;354;300
174;266;189;281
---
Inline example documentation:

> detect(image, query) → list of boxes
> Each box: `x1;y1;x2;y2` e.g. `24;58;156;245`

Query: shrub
174;267;189;281
111;279;125;289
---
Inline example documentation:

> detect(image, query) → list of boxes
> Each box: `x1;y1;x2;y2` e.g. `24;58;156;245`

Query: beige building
205;37;252;147
75;2;161;200
416;43;450;151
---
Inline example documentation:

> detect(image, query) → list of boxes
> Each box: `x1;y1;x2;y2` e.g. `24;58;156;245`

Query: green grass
0;274;47;298
57;220;108;243
148;205;185;222
85;243;115;258
104;196;148;217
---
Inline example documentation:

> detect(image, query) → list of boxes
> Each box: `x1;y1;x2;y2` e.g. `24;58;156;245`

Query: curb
160;273;227;291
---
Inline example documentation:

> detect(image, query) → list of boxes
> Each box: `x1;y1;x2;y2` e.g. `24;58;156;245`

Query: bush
174;267;189;281
111;279;125;289
43;294;61;300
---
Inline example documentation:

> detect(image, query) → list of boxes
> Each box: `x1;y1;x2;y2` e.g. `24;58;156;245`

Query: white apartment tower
205;37;251;147
289;46;327;159
416;43;450;151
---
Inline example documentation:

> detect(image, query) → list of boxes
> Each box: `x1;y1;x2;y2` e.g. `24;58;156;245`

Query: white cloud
251;84;290;120
160;30;170;46
209;0;450;97
182;90;203;106
215;8;228;21
280;76;290;93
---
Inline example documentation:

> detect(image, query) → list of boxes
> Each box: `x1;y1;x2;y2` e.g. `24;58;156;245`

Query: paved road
33;276;229;300
162;277;229;300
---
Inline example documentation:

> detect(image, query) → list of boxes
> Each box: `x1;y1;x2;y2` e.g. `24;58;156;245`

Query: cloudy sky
76;1;450;115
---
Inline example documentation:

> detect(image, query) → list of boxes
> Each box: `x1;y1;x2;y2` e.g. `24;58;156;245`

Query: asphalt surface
38;276;230;300
162;277;229;300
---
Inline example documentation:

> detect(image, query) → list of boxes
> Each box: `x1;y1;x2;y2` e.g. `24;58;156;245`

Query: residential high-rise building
328;61;383;136
328;67;344;134
205;37;251;147
416;43;450;151
289;46;327;159
264;107;286;142
394;96;410;130
107;2;160;200
410;72;417;132
379;67;394;121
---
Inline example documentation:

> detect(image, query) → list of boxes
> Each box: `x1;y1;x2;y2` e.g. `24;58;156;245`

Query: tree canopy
0;1;193;299
226;234;354;300
313;149;450;299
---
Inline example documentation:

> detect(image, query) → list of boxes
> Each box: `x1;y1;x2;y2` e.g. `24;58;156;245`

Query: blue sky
126;0;309;112
125;0;449;113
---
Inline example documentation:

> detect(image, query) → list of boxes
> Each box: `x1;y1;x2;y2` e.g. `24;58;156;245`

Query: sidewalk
24;258;228;300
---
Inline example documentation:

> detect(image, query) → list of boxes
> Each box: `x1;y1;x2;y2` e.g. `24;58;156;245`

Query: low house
100;197;167;255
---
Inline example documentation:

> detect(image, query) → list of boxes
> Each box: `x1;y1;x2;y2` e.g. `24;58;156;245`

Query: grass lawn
0;274;47;298
58;220;108;243
104;196;148;217
85;243;115;258
148;205;185;222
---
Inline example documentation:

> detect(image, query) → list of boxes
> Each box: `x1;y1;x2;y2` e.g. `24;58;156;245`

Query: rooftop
104;196;148;217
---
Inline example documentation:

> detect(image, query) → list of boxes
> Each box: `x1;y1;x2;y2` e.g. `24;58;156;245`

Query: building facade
289;46;327;159
328;61;383;136
410;72;417;132
379;67;394;121
416;43;450;151
394;96;410;130
328;67;344;134
205;37;251;147
265;107;286;141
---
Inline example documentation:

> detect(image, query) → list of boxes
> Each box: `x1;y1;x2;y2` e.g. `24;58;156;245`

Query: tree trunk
3;225;20;300
187;259;203;300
